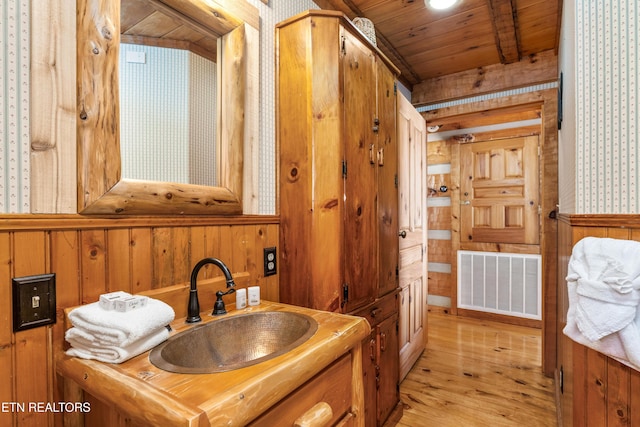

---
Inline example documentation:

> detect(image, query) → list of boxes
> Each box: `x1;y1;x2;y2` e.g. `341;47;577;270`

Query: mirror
76;0;259;215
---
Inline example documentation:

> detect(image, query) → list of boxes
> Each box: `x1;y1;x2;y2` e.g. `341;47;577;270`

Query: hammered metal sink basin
149;311;318;374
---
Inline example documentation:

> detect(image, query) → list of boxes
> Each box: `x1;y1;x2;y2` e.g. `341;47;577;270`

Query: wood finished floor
392;313;558;427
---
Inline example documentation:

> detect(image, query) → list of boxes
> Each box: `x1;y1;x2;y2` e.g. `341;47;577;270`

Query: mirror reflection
119;44;218;186
119;0;220;186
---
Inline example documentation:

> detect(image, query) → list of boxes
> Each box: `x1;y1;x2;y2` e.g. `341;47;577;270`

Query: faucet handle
212;288;236;316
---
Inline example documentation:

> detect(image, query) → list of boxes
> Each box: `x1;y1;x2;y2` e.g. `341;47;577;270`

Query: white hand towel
66;326;169;364
564;237;640;371
68;297;175;347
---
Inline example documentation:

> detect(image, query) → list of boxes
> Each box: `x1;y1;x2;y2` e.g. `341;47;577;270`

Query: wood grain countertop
57;300;370;427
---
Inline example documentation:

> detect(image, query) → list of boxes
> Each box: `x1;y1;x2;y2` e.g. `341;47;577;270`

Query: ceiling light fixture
427;0;458;10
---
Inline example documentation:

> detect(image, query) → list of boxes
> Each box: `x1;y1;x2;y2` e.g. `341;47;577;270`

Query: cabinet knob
399;230;407;238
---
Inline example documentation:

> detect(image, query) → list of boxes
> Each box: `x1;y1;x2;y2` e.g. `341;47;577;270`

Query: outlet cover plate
12;273;56;332
264;247;277;277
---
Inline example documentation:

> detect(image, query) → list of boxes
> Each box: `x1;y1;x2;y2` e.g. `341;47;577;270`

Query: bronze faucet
187;258;236;323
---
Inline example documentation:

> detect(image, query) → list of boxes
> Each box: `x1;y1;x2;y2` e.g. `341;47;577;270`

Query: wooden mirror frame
77;0;258;215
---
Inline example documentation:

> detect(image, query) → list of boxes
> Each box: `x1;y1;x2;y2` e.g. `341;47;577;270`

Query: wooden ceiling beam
412;49;557;106
486;0;520;64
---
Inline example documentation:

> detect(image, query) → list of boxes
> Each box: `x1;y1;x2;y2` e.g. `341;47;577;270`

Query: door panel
460;136;540;245
376;60;399;298
397;93;427;380
376;315;399;425
342;29;377;312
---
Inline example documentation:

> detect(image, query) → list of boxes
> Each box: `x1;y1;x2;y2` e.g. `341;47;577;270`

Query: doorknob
399;230;407;238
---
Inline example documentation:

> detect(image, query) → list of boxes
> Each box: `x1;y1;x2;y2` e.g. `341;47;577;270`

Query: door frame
424;90;558;376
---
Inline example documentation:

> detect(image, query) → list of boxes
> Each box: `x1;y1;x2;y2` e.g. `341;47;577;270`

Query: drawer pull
294;402;333;427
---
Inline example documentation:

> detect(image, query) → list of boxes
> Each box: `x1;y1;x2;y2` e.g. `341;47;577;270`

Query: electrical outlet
12;274;56;332
263;247;277;277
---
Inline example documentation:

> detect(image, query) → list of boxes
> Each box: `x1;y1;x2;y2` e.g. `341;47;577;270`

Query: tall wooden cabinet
276;10;401;427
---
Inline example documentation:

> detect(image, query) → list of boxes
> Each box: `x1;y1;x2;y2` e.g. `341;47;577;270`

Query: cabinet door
376;60;399;298
342;28;377;312
361;330;378;427
377;314;399;425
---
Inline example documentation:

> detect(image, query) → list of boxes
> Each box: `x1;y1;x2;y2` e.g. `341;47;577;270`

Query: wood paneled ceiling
316;0;562;89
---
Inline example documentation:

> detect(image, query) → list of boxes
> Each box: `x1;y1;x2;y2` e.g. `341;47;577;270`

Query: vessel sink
149;311;318;374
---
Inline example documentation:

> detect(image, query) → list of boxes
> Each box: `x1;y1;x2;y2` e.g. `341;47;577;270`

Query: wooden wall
557;214;640;427
0;215;278;427
426;140;453;311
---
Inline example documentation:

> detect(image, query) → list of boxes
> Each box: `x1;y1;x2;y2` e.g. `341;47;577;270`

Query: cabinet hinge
342;160;348;178
342;283;349;307
394;82;397;95
394;174;398;188
340;35;346;56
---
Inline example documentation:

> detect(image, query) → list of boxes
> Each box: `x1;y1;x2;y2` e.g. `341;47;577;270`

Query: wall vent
457;251;541;320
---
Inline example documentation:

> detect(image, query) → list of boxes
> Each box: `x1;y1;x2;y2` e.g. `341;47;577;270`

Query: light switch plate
12;274;56;332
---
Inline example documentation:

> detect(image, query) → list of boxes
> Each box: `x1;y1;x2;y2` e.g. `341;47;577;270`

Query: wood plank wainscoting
0;215;278;427
557;214;640;427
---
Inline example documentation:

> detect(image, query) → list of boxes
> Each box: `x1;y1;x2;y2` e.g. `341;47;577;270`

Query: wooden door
376;60;399;298
397;92;427;380
342;29;377;312
460;136;540;244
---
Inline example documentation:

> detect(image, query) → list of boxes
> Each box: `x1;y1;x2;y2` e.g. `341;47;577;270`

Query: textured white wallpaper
575;0;639;213
0;0;30;213
557;0;576;214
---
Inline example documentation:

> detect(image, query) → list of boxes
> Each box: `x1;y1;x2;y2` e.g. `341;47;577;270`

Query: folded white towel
66;326;169;364
564;237;640;371
68;297;175;347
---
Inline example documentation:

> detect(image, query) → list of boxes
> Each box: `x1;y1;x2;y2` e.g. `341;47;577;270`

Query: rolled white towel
68;297;175;347
66;326;169;364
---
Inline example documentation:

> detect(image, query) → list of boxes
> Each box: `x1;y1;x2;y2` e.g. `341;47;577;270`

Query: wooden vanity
57;286;370;427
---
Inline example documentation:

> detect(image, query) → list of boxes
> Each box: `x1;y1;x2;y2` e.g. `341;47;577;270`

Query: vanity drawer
351;291;398;328
249;353;353;427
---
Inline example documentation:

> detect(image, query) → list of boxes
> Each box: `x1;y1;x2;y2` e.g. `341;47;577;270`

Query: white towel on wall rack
564;237;640;371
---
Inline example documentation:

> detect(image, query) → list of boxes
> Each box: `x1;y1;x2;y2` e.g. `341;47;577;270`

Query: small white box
236;288;247;309
99;291;131;311
115;295;148;312
248;286;260;306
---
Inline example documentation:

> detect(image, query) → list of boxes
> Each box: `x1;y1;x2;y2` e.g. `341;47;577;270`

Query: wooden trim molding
0;214;279;231
558;213;640;228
